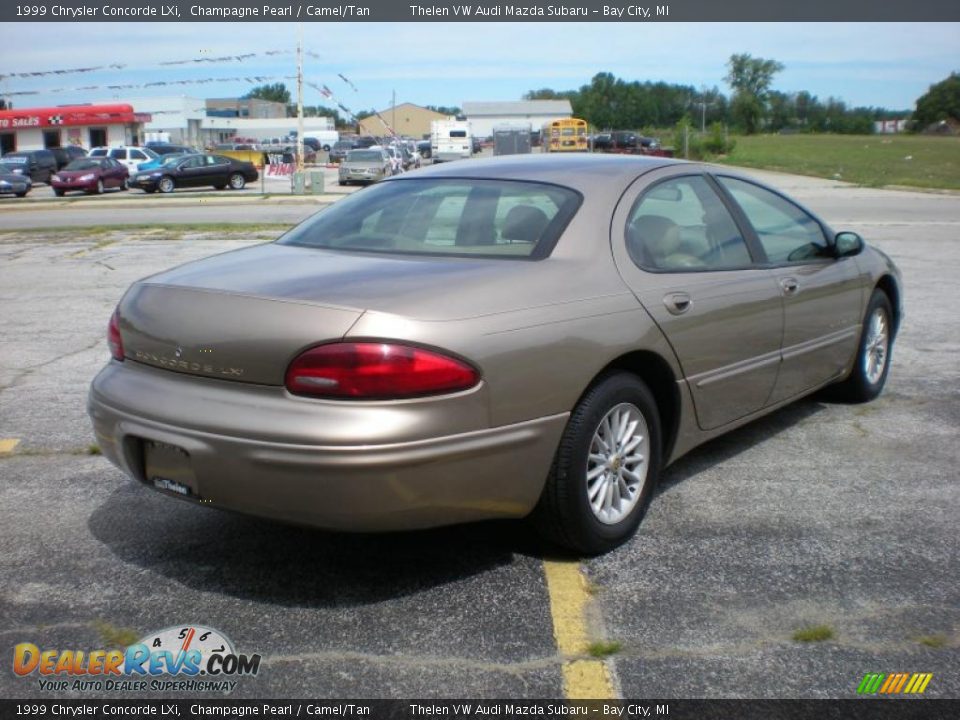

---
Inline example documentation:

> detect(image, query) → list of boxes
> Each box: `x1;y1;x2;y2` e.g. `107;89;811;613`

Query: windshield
346;151;383;162
279;178;582;259
64;159;102;171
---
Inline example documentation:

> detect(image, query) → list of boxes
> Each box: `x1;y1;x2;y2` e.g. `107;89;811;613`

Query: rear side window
280;178;582;259
109;149;126;160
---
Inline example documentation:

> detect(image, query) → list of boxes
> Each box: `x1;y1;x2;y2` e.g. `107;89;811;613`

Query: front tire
228;173;246;190
54;189;65;197
532;373;662;555
158;176;175;194
833;290;894;402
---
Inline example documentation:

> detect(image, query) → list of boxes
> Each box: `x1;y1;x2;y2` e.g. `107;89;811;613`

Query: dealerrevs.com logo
13;625;261;693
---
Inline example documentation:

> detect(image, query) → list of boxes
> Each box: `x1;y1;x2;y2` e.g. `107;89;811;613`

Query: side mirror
834;231;864;258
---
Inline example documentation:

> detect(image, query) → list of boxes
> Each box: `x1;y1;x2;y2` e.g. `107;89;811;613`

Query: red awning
0;104;144;130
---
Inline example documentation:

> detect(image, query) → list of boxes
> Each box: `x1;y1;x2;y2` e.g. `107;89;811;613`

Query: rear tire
532;373;662;555
833;290;894;403
54;189;65;197
229;173;246;190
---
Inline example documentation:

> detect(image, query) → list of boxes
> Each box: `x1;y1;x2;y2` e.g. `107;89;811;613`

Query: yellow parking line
0;439;21;456
543;559;617;700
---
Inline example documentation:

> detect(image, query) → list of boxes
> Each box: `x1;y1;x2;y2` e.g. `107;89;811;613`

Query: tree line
525;54;914;135
239;62;959;136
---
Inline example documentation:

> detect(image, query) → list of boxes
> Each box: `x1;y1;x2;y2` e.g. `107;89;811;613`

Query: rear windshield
449;130;467;138
279;178;582;259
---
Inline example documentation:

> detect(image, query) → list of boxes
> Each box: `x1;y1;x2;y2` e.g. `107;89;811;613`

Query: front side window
718;176;830;264
108;149;126;160
280;178;581;259
626;175;753;271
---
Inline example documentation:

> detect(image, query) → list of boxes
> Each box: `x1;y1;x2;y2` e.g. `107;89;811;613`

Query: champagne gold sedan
88;155;902;554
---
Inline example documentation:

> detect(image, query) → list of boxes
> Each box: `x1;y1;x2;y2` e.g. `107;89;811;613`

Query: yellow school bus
542;118;588;152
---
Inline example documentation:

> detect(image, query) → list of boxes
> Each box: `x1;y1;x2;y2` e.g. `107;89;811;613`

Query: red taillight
107;310;124;361
285;342;479;399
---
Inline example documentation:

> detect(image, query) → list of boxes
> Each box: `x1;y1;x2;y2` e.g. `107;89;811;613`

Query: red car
51;157;129;196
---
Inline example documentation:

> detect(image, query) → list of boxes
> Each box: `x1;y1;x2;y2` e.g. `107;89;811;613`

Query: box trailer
493;124;532;156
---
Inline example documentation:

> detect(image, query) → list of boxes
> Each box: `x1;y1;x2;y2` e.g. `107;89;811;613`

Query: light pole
296;23;305;175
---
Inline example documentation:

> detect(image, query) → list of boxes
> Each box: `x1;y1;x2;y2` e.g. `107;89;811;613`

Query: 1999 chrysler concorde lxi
88;155;902;554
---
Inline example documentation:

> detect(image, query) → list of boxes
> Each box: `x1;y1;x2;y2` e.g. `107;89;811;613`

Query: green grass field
714;134;960;190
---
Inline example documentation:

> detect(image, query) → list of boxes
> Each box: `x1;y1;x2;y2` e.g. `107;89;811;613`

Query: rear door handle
663;292;692;315
780;277;799;295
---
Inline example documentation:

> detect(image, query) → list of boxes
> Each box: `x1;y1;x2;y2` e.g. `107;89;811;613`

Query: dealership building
0;104;151;154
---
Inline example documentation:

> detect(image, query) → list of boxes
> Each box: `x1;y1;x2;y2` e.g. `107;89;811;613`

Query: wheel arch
579;350;681;462
874;274;902;339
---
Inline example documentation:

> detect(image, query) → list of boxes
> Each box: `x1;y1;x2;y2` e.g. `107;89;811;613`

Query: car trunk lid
118;283;362;386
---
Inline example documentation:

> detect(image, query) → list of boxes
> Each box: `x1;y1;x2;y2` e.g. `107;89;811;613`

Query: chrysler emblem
174;346;183;359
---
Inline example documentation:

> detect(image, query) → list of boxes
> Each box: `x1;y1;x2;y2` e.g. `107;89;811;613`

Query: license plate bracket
143;440;197;498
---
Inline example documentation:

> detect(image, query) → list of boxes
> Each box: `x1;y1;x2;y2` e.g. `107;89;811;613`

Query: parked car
88;155;902;554
1;149;58;183
416;140;432;159
89;146;160;172
384;145;404;175
50;145;88;170
591;133;613;151
337;148;391;185
329;140;356;164
50;157;129;196
132;153;258;194
400;145;421;170
0;162;32;197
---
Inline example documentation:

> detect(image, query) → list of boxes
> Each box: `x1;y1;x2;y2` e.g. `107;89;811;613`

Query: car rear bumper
88;361;566;531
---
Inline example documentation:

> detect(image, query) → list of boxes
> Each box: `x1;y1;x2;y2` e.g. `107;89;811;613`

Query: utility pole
296;23;305;174
392;89;396;139
694;87;716;133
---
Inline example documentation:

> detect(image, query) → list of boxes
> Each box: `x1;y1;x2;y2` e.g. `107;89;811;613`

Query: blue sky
1;22;957;115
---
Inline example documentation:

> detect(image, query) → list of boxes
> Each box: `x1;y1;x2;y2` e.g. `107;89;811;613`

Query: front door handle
780;277;799;295
663;292;692;315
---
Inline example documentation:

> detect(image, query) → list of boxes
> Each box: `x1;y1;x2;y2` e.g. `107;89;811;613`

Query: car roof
392;153;681;194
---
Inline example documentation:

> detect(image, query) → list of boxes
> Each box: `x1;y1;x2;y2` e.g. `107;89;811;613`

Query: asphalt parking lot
0;166;958;701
